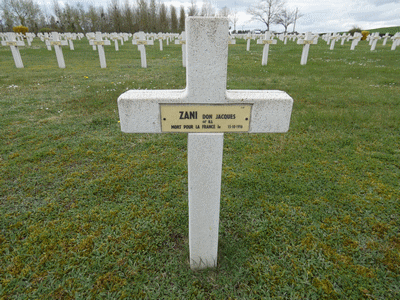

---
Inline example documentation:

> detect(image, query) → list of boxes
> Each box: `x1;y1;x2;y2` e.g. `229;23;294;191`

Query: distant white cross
382;33;390;46
49;32;68;68
132;31;154;68
257;31;277;66
174;31;186;67
65;33;75;50
329;33;340;50
157;33;165;51
297;32;318;65
349;32;362;51
93;32;111;68
118;17;293;270
391;33;400;51
370;32;381;51
245;33;252;51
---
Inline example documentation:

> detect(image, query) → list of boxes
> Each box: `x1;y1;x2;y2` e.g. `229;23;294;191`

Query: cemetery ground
1;36;399;299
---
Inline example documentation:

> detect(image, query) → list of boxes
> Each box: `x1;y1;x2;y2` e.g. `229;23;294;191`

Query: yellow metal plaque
179;40;186;44
160;104;252;133
136;40;148;45
6;42;17;46
50;41;61;46
93;41;105;45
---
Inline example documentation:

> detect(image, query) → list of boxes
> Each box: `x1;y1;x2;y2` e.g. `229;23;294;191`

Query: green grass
367;26;400;35
1;36;399;299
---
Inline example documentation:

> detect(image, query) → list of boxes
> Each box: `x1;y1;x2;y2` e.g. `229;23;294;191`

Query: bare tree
247;0;285;31
179;5;185;32
170;5;178;33
158;3;168;32
274;7;295;33
229;6;239;32
136;0;148;31
1;0;42;28
1;8;14;31
108;0;122;32
199;0;215;17
122;0;135;33
218;6;230;17
292;7;303;33
86;5;99;31
187;0;197;17
148;0;157;32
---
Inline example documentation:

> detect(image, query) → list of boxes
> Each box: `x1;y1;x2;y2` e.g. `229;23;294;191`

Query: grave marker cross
1;32;25;68
257;31;277;66
175;31;187;67
297;32;317;65
93;32;111;68
370;32;381;51
391;33;400;50
382;33;390;46
132;32;154;68
118;17;293;270
49;32;68;69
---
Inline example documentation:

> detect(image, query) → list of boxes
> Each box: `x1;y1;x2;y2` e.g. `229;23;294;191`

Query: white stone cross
245;33;252;51
349;32;362;50
1;32;25;68
25;32;35;46
174;31;186;67
64;33;75;50
110;33;120;51
391;33;400;50
118;17;293;270
257;31;277;66
297;32;318;65
42;33;52;51
86;32;97;50
340;33;350;45
328;33;340;50
132;31;154;68
369;32;381;51
93;32;111;68
382;33;390;46
282;33;290;45
157;33;165;51
49;32;68;69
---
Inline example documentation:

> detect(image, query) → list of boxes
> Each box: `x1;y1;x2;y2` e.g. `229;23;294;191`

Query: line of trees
247;0;303;33
0;0;237;34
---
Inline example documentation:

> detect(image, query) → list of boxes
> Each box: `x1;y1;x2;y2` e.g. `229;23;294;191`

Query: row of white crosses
1;31;69;68
118;17;293;270
3;30;399;70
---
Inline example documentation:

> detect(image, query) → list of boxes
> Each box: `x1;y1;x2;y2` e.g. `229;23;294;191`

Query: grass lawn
1;34;399;299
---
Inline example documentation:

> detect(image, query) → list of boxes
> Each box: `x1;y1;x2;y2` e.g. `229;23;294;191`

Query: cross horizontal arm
118;89;293;133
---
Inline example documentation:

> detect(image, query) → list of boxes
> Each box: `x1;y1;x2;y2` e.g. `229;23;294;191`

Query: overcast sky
41;0;400;33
